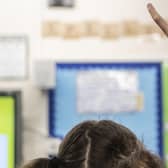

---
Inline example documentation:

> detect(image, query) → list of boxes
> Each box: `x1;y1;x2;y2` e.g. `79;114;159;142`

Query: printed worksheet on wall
0;135;8;168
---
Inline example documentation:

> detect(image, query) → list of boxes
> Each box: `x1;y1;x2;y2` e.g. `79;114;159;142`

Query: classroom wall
0;0;168;162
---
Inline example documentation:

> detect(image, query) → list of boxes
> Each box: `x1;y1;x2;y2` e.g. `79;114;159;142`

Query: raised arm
147;3;168;37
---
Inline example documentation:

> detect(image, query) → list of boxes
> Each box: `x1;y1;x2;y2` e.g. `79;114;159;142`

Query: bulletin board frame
0;91;22;168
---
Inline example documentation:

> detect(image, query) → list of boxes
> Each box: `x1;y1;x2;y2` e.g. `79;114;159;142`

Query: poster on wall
0;135;8;168
49;0;74;7
0;37;28;80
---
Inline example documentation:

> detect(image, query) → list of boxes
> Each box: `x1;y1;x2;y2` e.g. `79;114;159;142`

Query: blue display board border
48;62;163;157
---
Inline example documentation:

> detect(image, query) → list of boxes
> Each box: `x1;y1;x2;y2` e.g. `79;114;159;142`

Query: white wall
0;0;167;162
43;0;168;21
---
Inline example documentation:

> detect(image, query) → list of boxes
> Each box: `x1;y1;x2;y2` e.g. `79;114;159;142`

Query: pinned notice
0;135;8;168
77;70;143;114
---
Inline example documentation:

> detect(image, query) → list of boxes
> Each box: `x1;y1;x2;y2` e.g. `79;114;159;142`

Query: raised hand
147;3;168;37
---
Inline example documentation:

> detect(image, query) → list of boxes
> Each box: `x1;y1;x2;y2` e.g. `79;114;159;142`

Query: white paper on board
0;37;27;79
0;135;8;168
77;70;143;113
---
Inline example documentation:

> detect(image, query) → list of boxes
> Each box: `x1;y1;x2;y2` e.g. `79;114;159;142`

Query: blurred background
0;0;168;168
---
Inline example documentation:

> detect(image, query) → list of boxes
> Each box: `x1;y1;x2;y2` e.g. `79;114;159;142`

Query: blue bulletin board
49;63;163;157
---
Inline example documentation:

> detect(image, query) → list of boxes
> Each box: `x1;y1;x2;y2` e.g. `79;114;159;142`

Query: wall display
77;70;143;113
42;20;164;39
49;0;74;7
0;135;8;168
0;37;28;79
0;92;22;168
49;63;163;158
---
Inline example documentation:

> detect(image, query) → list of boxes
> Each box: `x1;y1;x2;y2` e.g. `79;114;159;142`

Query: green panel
165;132;168;153
162;63;168;167
0;97;15;168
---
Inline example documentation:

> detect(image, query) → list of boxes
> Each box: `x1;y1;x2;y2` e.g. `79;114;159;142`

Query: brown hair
21;120;163;168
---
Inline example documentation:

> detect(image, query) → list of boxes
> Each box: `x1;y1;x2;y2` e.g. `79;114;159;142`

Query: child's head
22;120;162;168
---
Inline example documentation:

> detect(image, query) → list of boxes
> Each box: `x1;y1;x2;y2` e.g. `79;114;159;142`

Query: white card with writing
77;70;143;113
0;135;8;168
